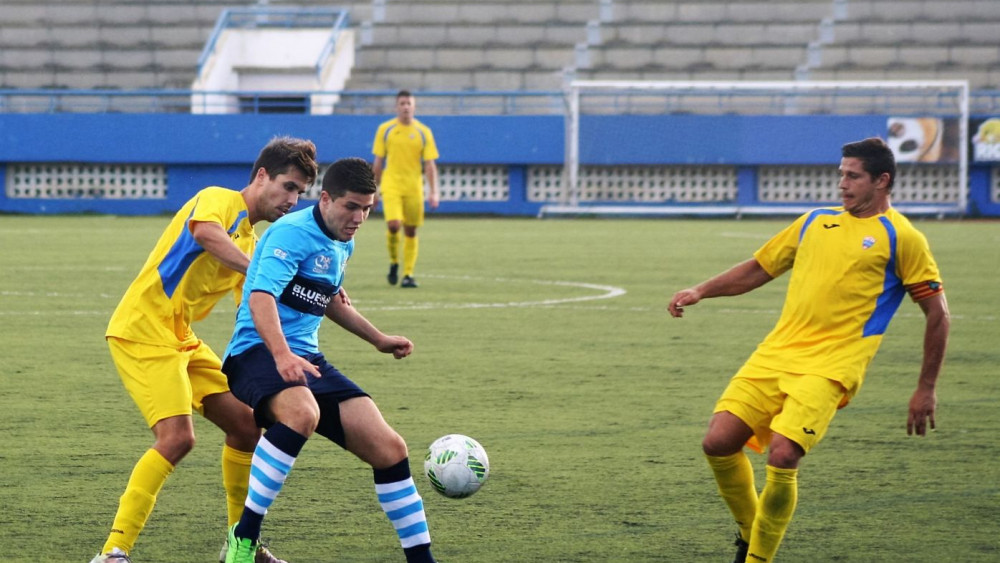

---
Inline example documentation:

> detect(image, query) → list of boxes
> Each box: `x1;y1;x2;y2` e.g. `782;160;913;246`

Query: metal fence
2;88;999;116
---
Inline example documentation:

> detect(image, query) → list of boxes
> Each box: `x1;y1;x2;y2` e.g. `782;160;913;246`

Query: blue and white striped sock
234;423;306;541
374;459;432;556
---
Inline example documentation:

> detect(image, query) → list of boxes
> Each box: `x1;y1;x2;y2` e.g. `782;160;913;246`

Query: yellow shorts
380;189;425;227
108;336;230;428
714;363;848;454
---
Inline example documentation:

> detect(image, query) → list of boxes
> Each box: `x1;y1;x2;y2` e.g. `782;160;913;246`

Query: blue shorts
223;344;368;430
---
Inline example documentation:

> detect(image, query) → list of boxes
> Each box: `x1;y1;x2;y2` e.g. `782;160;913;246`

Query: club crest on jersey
313;254;332;273
861;236;876;249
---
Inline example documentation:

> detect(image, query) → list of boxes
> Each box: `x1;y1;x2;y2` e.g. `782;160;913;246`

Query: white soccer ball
423;434;490;499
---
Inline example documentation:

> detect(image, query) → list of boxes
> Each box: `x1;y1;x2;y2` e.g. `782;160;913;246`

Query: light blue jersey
226;205;353;358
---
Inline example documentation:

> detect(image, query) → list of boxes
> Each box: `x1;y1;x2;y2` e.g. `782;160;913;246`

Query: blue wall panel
579;115;883;165
0;114;563;164
0;113;994;215
967;167;1000;216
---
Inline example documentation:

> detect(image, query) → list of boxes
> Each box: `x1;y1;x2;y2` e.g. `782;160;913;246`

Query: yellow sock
102;449;175;555
747;465;798;562
706;452;758;542
387;230;401;264
403;235;419;277
222;444;254;527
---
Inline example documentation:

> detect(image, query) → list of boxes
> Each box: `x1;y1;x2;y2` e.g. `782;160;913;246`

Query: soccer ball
423;434;490;499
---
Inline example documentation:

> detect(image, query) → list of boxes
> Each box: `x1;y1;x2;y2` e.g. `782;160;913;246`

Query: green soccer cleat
89;548;132;563
220;539;288;563
226;524;260;563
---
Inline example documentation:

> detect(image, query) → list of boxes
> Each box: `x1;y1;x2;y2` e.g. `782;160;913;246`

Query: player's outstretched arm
668;258;773;318
907;292;950;436
191;220;250;274
325;290;413;359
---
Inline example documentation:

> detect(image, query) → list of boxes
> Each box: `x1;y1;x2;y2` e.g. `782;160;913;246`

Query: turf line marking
10;265;128;271
359;274;626;311
0;310;109;316
1;290;119;299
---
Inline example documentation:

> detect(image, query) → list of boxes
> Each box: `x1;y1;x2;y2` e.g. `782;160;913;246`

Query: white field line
0;278;994;322
356;274;626;311
9;265;129;271
0;275;627;315
1;290;119;299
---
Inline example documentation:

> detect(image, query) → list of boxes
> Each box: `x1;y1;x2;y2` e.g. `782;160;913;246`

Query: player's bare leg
203;393;288;563
340;396;407;467
340;397;435;562
228;388;317;563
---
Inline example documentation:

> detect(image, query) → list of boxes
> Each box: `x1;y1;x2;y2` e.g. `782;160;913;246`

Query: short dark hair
396;89;413;99
322;157;376;199
250;136;319;185
842;137;896;191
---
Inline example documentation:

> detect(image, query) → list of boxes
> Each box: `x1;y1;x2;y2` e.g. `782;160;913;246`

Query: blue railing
0;89;566;115
314;11;351;78
972;90;1000;113
1;88;998;116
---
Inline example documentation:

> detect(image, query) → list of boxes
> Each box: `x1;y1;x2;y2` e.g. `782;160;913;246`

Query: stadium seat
0;0;996;92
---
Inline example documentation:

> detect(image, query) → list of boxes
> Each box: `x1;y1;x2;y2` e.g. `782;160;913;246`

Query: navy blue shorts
223;344;369;433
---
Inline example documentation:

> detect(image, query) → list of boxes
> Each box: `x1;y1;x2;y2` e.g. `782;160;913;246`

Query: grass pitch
0;214;997;562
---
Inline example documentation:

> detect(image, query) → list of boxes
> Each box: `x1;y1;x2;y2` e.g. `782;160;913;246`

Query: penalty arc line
4;278;995;321
357;274;627;311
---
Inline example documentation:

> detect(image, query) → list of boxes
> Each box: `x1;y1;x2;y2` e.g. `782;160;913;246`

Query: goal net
543;80;969;217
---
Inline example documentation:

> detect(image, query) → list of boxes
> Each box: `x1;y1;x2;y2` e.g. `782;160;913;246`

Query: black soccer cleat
733;532;749;563
400;275;418;288
387;263;399;285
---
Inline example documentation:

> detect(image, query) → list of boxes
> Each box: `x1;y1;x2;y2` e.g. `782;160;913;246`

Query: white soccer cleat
89;547;132;563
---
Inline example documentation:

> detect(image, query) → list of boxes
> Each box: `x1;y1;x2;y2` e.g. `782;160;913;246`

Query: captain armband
906;280;944;301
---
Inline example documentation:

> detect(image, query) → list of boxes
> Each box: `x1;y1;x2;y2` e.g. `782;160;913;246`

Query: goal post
548;79;970;217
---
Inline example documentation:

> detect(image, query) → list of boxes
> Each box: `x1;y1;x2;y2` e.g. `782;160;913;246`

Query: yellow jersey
106;187;255;348
747;206;942;397
372;117;439;194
